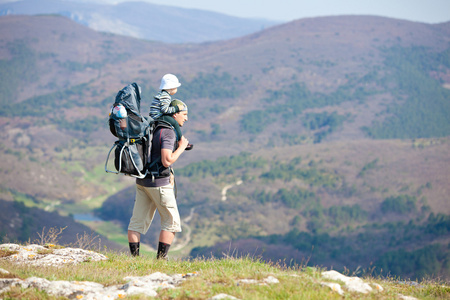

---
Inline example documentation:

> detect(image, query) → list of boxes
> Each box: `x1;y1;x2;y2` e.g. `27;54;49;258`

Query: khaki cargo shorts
128;183;181;234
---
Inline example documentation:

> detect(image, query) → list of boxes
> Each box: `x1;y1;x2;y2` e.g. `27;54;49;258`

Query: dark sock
129;242;140;257
157;242;171;259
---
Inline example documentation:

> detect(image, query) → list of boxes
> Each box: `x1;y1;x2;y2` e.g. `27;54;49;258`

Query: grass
1;246;449;299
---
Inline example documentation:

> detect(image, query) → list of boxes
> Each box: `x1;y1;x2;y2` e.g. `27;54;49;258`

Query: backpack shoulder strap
154;120;174;131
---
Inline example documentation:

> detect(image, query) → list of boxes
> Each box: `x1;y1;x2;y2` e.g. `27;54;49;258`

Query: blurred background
0;0;449;281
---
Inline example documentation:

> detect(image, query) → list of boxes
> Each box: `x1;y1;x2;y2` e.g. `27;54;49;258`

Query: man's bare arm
161;136;189;167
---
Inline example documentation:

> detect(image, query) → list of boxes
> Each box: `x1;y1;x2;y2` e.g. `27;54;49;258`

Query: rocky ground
0;243;421;299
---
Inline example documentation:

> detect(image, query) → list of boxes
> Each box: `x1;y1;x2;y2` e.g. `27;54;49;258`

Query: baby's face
168;88;178;95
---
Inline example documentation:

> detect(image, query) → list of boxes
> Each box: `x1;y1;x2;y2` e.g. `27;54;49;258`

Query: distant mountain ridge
0;0;279;43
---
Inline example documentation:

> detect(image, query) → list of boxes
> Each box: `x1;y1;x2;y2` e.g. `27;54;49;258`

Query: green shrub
327;204;368;226
380;195;417;214
178;72;240;100
253;187;316;209
260;160;340;188
0;40;39;105
363;46;450;139
240;110;274;134
178;152;266;178
376;244;450;280
426;213;450;235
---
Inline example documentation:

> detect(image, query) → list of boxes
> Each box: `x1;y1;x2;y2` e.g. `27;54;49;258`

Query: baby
150;74;193;150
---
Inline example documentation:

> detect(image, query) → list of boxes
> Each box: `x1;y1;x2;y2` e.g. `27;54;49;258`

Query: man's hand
178;136;189;150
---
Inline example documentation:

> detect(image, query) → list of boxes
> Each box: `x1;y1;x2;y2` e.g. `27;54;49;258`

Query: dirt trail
221;180;243;201
172;207;195;251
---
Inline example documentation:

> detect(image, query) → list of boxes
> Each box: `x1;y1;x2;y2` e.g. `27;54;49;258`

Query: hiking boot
185;144;194;151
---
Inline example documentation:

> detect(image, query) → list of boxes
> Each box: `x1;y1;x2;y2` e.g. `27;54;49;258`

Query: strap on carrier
105;136;149;179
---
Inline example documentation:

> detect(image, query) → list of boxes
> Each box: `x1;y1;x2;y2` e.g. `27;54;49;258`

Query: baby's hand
178;104;185;111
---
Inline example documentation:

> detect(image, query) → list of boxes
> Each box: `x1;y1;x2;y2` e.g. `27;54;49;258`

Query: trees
380;195;417;215
363;46;450;139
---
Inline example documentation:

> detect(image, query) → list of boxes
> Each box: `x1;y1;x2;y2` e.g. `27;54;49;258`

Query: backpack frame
105;83;154;179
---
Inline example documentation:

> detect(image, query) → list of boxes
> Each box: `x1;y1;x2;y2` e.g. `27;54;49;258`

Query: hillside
100;138;450;280
2;244;449;299
0;0;278;43
0;14;449;281
0;198;123;250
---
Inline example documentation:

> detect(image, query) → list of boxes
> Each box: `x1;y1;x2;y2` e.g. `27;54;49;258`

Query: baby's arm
159;94;179;115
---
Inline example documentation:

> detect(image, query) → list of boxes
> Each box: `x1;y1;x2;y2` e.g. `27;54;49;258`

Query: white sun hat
159;74;181;90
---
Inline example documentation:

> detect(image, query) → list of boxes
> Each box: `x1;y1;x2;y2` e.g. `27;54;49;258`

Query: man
127;99;190;259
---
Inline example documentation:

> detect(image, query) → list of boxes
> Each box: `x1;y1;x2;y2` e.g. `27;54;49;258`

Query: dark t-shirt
136;127;176;187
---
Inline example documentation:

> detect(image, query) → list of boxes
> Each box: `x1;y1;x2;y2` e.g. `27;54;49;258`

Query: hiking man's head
170;99;188;127
160;74;181;95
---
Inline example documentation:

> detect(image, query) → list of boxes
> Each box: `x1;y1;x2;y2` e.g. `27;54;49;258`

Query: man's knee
128;230;141;243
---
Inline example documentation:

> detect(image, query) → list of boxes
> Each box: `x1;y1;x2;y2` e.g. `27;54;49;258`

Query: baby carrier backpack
105;83;154;178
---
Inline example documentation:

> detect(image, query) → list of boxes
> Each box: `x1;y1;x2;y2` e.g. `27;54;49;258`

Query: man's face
173;110;188;127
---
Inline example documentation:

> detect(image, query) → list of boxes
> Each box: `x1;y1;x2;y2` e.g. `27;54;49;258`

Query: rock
0;244;20;251
237;275;279;286
320;281;345;296
237;278;259;285
321;270;372;293
372;282;384;292
263;276;280;284
0;244;108;267
210;293;240;300
122;284;157;298
0;278;21;294
122;271;183;297
398;295;419;300
21;277;116;299
0;271;198;299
